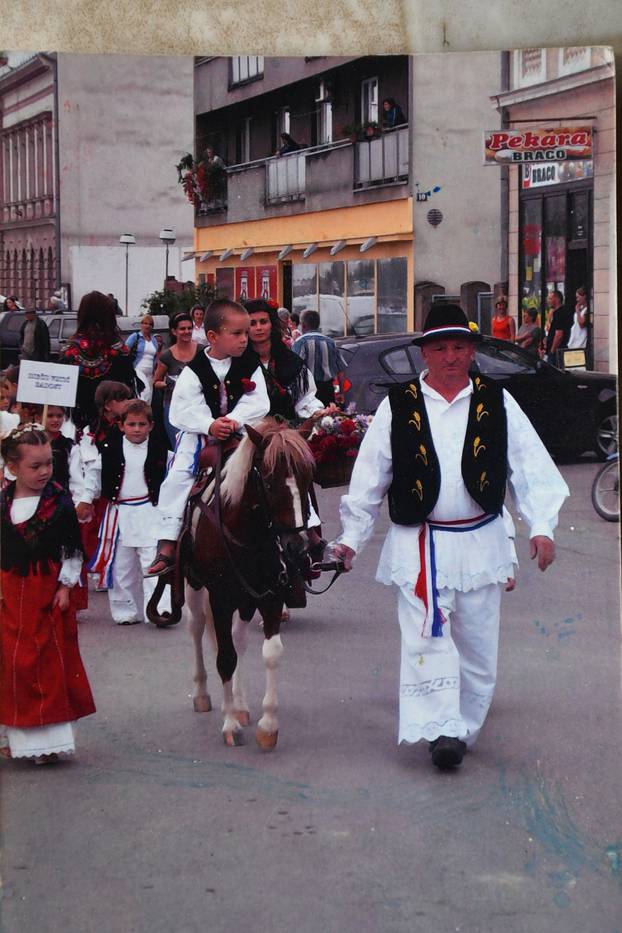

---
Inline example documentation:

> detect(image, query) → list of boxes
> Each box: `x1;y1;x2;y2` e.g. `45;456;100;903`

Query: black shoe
429;736;467;769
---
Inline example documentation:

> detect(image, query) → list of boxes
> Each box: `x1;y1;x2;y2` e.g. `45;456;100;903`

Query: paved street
2;458;620;933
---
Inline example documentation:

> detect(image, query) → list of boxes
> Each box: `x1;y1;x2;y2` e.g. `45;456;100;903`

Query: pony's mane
220;419;315;509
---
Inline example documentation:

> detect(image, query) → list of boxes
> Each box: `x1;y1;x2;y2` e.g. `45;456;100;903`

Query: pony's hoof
256;728;278;751
193;695;212;713
234;710;250;727
223;730;245;747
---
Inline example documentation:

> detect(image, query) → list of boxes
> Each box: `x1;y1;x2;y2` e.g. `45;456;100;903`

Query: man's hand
530;536;555;571
505;576;516;592
52;585;70;612
326;542;356;572
76;501;94;524
209;417;239;441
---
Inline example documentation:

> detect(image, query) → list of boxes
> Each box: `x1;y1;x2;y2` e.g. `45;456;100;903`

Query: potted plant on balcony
363;121;381;140
340;122;363;143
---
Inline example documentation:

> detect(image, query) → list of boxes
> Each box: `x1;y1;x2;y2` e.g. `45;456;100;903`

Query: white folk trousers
396;582;503;747
108;542;171;624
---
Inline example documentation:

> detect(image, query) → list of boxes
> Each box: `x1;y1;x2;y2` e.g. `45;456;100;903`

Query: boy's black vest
99;428;168;504
186;347;261;419
387;375;507;525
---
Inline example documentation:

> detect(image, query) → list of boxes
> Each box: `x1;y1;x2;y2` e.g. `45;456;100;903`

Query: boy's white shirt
169;352;269;435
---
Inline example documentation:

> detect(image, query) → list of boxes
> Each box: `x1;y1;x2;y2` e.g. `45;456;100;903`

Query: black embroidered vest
388;375;507;525
187;347;261;419
99;429;168;504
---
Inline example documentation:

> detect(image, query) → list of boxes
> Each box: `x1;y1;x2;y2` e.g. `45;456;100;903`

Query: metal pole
125;243;129;315
165;242;169;279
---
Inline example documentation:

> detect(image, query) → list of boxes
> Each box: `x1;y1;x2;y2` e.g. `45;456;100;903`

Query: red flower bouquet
308;412;374;488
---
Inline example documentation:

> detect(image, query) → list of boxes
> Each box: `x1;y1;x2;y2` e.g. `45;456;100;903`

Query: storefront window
520;199;542;315
292;263;318;317
377;257;407;333
544;195;566;292
216;267;234;299
346;260;375;336
319;262;345;337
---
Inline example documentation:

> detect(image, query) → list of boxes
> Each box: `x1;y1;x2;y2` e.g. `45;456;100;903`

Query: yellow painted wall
194;199;413;252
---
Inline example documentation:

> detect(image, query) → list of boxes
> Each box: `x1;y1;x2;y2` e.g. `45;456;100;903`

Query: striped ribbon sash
414;513;498;638
87;495;151;588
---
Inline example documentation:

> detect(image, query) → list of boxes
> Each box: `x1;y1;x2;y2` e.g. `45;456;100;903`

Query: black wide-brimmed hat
412;303;482;346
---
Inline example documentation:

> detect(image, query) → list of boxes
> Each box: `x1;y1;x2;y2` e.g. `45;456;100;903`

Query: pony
147;419;316;750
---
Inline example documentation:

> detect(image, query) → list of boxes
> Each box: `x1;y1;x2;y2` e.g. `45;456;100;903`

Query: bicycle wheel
591;460;620;522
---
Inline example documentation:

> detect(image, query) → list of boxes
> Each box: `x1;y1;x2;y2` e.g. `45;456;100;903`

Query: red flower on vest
241;378;256;393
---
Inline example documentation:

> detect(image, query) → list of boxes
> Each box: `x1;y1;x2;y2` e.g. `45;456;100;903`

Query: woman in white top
126;314;159;403
567;286;589;351
191;304;209;347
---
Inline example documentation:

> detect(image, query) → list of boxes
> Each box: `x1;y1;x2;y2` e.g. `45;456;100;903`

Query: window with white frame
513;48;546;88
558;47;591;76
361;77;379;124
231;56;264;86
316;80;333;145
278;107;290;137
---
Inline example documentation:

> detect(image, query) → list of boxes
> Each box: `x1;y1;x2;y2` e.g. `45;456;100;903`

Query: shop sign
521;160;593;189
483;126;592;165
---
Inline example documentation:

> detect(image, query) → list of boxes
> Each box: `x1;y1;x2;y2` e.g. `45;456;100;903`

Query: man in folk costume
147;299;270;576
330;305;569;769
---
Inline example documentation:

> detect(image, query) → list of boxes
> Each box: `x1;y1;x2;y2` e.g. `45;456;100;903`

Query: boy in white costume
330;305;569;769
85;400;172;624
147;299;270;576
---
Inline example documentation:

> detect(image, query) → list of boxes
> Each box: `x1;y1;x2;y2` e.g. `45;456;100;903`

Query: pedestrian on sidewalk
328;303;569;770
0;425;96;765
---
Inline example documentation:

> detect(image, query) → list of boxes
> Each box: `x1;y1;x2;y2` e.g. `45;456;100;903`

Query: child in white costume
85;400;172;624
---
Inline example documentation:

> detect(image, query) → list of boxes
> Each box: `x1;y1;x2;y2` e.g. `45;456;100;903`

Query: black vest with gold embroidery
387;375;507;525
187;347;261;419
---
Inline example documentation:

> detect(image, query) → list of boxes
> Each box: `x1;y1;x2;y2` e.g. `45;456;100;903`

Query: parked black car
336;333;618;460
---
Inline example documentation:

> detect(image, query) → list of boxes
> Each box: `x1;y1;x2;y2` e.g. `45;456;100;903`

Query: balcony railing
354;125;409;189
266;151;306;203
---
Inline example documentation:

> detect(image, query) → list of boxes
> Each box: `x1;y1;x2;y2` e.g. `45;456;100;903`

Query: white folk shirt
169;351;269;435
85;437;159;547
292;368;324;418
338;373;569;593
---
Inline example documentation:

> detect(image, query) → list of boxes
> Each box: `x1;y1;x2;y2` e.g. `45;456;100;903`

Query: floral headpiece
9;421;46;439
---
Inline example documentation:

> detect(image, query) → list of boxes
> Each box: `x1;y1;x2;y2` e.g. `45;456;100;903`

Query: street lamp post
119;233;136;315
159;228;176;280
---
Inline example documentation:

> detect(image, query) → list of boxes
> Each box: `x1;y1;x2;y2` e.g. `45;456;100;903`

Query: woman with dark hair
277;132;300;156
382;97;407;128
244;298;327;422
59;291;137;428
153;312;200;448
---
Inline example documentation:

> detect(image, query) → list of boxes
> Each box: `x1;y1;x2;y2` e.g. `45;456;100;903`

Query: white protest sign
17;360;79;408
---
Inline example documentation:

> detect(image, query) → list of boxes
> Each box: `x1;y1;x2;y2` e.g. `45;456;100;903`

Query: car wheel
595;411;618;461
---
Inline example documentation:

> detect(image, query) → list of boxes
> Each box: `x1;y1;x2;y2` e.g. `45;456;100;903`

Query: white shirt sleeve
169;366;216;435
295;369;324;418
229;365;270;428
68;443;85;503
58;555;83;587
0;411;19;438
82;451;102;503
337;397;394;554
504;389;569;540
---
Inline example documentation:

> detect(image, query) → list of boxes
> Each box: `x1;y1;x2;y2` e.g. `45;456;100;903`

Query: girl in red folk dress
0;426;96;765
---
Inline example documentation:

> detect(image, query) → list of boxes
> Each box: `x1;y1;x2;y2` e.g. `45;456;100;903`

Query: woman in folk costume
329;304;568;770
59;291;138;430
0;426;96;764
244;298;334;563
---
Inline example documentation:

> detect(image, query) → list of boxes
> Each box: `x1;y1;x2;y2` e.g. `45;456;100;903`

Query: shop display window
377;257;407;333
346;260;375;336
319;262;345;337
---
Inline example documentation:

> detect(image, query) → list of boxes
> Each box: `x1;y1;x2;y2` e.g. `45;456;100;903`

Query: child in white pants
86;400;171;624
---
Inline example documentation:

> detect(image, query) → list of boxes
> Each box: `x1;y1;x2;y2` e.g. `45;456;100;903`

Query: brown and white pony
163;419;314;750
